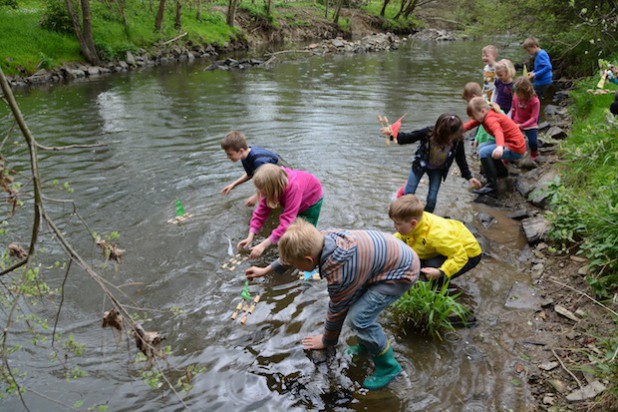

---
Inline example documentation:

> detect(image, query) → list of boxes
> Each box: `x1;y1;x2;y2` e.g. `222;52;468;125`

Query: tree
64;0;100;64
226;0;239;27
380;0;391;17
332;0;344;24
394;0;433;20
175;0;182;30
155;0;166;31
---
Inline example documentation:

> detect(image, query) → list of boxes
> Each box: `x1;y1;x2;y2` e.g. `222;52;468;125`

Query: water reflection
4;38;536;411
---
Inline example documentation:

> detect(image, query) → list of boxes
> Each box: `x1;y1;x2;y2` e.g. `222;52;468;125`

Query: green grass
0;6;81;74
545;77;618;299
390;280;469;340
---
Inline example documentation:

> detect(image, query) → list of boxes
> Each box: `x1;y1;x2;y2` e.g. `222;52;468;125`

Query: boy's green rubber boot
363;345;402;390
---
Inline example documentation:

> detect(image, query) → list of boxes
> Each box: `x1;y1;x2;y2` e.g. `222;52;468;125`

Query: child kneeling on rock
245;218;420;390
389;194;482;285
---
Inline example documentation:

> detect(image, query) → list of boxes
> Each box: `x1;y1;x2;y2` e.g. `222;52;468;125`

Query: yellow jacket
394;212;482;278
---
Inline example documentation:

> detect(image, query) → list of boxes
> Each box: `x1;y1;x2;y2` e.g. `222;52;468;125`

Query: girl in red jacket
511;76;541;160
464;97;526;195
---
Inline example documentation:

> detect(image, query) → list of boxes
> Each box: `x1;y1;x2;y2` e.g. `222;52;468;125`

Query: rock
554;305;579;322
530;263;545;281
566;381;606;402
477;212;495;228
505;281;543;310
544;104;558;116
118;61;129;70
86;66;101;76
566;330;578;340
543;395;555;405
521;216;551;244
538;121;551;130
546;126;567;140
125;51;136;66
539;361;560;371
507;209;530;220
570;255;587;263
549;379;568;393
578;265;589;276
575;308;586;317
332;38;345;48
540;297;554;308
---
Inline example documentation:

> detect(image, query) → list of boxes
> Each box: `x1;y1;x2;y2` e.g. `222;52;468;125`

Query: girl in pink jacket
511;76;541;160
238;164;323;258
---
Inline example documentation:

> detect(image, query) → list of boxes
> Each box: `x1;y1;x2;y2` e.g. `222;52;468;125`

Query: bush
40;0;75;33
390;281;469;340
0;0;19;9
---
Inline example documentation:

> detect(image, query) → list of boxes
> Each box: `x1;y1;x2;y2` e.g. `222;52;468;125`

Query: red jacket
464;110;526;154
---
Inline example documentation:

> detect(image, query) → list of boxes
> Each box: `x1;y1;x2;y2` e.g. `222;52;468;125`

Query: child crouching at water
237;164;323;259
381;113;481;212
389;195;482;285
245;219;419;390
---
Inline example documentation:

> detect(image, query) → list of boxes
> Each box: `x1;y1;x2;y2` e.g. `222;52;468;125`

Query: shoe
345;343;368;356
474;157;498;196
501;159;509;165
363;344;402;390
531;151;539;161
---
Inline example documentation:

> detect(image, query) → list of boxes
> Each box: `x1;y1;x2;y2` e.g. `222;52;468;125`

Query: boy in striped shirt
245;219;419;390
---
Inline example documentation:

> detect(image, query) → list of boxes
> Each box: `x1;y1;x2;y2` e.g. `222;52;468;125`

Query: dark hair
431;113;463;147
513;76;536;101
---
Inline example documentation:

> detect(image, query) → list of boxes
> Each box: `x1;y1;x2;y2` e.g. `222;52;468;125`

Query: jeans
522;129;538;152
404;167;443;213
346;287;402;356
478;143;523;161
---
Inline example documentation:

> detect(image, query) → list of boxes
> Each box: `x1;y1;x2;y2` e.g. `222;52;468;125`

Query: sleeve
463;119;480;131
267;181;303;244
271;258;291;275
510;96;518;120
396;127;431;145
534;51;552;79
249;197;272;235
484;116;505;147
454;142;473;181
432;228;470;278
322;274;354;346
519;98;540;129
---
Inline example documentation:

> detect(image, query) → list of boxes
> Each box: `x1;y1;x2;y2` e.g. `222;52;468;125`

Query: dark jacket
396;127;473;181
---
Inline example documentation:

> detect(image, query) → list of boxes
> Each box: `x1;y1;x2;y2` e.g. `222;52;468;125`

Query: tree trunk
324;0;328;18
393;0;407;19
155;0;166;31
403;0;419;18
332;0;344;24
195;0;201;20
175;0;182;30
226;0;238;26
265;0;271;16
80;0;99;64
379;0;390;17
64;0;99;64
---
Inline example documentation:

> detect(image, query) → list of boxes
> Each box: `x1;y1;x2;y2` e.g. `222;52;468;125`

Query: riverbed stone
566;380;606;402
554;305;579;322
505;281;543;310
546;126;567;140
125;51;136;65
521;216;551;244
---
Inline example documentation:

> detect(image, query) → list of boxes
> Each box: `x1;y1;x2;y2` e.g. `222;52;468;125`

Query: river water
2;38;540;411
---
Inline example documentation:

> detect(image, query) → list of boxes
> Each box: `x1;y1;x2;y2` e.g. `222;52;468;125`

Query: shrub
0;0;19;9
40;0;75;33
390;280;469;340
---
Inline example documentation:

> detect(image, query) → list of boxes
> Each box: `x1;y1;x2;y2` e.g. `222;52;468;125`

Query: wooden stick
548;277;618;317
551;347;583;392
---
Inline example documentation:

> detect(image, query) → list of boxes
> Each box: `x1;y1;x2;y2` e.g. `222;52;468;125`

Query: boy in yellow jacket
388;194;482;284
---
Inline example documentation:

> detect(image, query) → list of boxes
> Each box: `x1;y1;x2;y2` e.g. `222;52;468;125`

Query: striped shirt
319;230;420;346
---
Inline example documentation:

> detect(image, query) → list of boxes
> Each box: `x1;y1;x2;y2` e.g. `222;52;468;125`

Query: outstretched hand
221;184;235;195
380;126;393;137
469;177;482;189
245;266;270;280
421;267;442;281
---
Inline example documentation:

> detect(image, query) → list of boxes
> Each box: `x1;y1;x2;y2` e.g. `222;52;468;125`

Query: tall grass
390;280;469;340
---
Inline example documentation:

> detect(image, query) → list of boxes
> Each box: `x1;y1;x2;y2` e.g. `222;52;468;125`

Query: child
220;131;280;207
380;113;481;213
245;219;420;390
611;90;618;116
237;164;323;259
494;59;516;114
464;97;527;195
481;45;499;102
511;76;541;160
523;37;553;99
389;194;482;285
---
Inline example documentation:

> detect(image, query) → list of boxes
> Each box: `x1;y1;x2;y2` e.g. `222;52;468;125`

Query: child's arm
463;119;480;131
532;51;552;79
454;143;482;189
221;174;251;195
518;98;540;129
426;239;470;280
395;127;431;145
245;264;273;279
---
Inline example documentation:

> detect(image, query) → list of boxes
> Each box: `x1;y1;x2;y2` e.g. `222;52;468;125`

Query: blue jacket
533;49;553;87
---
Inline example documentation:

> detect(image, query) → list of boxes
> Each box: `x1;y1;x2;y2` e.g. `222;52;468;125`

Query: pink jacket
249;168;323;244
511;95;540;129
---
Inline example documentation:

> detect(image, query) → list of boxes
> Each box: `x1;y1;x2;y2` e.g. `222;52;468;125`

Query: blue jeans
404;167;442;213
478;143;523;161
522;129;538;152
346;287;402;356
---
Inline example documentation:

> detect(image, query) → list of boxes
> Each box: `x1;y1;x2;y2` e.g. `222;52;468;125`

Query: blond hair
466;96;492;118
278;219;324;264
462;82;483;102
388;194;424;221
252;164;287;209
495;59;516;80
221;131;248;151
513;76;536;101
482;45;498;58
523;37;540;50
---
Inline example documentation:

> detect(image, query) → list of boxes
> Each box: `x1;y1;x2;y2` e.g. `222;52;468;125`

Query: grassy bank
1;0;418;77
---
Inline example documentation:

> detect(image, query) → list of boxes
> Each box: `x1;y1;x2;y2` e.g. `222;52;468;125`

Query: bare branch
2;297;31;411
548;277;618;317
52;259;72;347
0;121;16;152
35;142;108;151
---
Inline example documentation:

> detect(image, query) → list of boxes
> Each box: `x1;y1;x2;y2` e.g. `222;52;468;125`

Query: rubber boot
493;158;509;178
363;344;402;390
474;157;498;196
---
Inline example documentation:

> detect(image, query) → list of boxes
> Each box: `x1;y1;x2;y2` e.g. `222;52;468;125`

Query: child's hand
380;126;393;137
421;267;442;281
492;146;504;159
469;177;482;189
237;234;254;250
245;194;258;207
221;184;235;195
302;334;325;350
528;71;535;79
249;239;272;259
245;266;269;280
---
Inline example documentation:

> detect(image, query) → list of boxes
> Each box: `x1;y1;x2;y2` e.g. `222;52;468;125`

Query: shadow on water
3;38;541;410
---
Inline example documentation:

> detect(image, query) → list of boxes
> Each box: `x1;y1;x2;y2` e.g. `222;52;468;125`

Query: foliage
545;82;618;299
39;0;74;33
390;280;469;339
0;0;19;8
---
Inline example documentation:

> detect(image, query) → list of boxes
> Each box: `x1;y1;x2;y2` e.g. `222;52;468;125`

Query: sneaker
531;151;539;161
